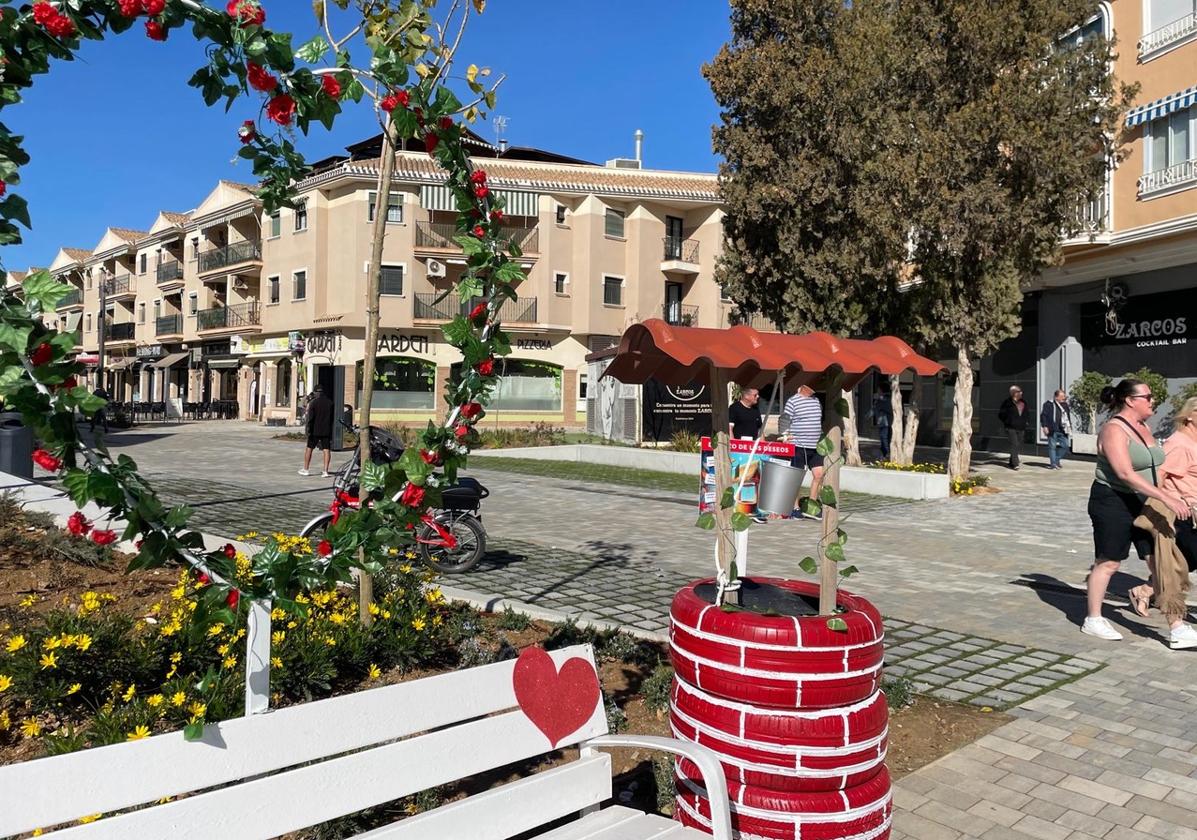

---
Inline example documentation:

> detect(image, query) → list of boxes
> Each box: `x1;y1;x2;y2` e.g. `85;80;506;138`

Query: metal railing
663;303;699;326
156;314;183;336
157;260;184;283
57;288;82;308
414;292;538;323
1139;12;1197;57
1138;159;1197;197
104;322;135;341
663;236;700;263
197;302;261;331
198;240;262;273
720;307;778;331
104;275;132;297
415;221;540;254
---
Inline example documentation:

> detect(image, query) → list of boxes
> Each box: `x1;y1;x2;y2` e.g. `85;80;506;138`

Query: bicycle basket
367;426;405;465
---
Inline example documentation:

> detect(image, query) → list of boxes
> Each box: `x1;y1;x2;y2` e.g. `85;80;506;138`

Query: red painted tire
670;578;884;709
671;678;888;791
676;765;892;840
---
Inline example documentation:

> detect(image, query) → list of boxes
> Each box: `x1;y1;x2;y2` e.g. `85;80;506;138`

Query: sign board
1080;289;1192;349
377;332;432;354
305;331;339;356
698;437;796;515
516;337;552;351
244;336;292;355
136;344;164;359
641;378;711;442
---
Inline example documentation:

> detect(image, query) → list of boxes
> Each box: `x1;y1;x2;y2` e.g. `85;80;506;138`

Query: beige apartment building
37;131;728;428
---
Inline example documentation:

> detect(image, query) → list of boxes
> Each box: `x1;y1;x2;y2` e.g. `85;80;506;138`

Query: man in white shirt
782;384;825;518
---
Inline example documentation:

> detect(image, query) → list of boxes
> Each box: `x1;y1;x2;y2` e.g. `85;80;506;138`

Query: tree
894;0;1135;478
1069;370;1111;434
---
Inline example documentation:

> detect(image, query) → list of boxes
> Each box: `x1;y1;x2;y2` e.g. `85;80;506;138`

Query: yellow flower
122;684;137;702
223;656;237;669
170;652;182;663
0;674;11;692
77;814;102;824
188;701;207;718
381;610;392;620
367;663;382;680
399;564;413;574
19;594;37;608
2;635;21;653
21;718;41;738
147;694;163;708
170;585;185;601
271;657;282;669
39;652;57;670
329;613;346;625
126;726;150;741
31;828;41;836
270;607;286;621
388;547;399;556
67;683;81;695
411;617;426;632
207;624;225;637
368;603;381;617
0;710;8;731
217;642;230;656
42;635;61;651
272;630;286;645
170;691;186;707
324;636;337;647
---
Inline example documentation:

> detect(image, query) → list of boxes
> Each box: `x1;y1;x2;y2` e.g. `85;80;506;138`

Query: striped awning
1126;83;1197;127
420;185;539;217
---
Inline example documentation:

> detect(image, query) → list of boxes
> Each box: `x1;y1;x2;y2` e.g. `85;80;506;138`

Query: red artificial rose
380;93;399;113
90;529;118;546
438;116;453;131
460;402;483;419
246;62;278;93
266;93;296;126
63;375;77;389
30;342;53;367
396;89;411;108
399;483;425;507
424;132;439;154
226;589;240;609
320;74;342;99
66;511;90;536
468;302;486;323
472;225;485;238
117;0;144;16
195;571;211;586
223;543;236;559
226;0;264;25
420;449;440;466
469;170;487;185
477;358;495;376
474;185;489;199
144;20;165;40
238;120;256;144
44;10;76;38
491;209;504;222
317;539;333;557
144;0;165;14
454;424;470;440
0;182;5;198
32;2;56;24
135;539;144;550
32;449;63;472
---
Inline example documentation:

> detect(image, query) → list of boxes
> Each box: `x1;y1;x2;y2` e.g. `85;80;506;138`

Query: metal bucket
757;457;806;515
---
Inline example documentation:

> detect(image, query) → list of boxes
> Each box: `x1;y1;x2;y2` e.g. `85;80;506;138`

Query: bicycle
299;423;489;573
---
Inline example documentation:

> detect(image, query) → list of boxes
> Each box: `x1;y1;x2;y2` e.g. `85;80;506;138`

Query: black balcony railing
197;302;260;331
156;260;184;283
663;236;699;263
104;275;132;297
414;293;538;324
198;240;262;273
663;303;699;327
156;314;183;336
57;288;82;308
415;221;539;254
722;307;777;331
104;322;135;342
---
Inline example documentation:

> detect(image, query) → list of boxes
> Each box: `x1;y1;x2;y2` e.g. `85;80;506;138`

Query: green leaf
834;397;850;417
296;34;329;64
453;234;484;257
826;617;848;632
731;511;752;531
825;542;846;564
818;484;838;507
720;486;735;509
183;722;205;741
695;512;716;530
799;556;818;574
799;497;822;516
441;316;473;347
836;527;848;545
0;321;32;354
815;435;835;456
0;193;31;229
839;565;859;578
360;459;388;492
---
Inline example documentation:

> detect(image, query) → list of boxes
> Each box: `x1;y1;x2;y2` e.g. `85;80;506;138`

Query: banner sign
642;378;712;441
1080;289;1193;349
698;437;795;515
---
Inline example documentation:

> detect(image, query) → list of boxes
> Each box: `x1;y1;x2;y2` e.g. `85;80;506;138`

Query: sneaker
1169;624;1197;650
298;469;312;476
1081;616;1122;641
321;471;330;478
752;513;769;524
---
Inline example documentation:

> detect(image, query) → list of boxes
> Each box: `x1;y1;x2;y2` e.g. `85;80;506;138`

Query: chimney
634;129;644;163
498;139;509;154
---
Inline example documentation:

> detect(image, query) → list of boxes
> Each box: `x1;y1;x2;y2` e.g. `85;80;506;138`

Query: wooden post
819;387;844;616
709;368;736;584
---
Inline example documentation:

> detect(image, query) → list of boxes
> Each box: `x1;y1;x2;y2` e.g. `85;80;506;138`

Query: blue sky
7;0;729;270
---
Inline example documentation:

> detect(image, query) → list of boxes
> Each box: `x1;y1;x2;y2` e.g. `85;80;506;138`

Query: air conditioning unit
231;276;248;292
427;259;447;278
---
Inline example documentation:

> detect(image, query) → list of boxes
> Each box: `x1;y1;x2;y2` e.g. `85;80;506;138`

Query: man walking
729;386;763;440
782;384;824;518
998;385;1029;470
871;384;894;460
89;384;110;433
1040;389;1072;470
299;385;334;477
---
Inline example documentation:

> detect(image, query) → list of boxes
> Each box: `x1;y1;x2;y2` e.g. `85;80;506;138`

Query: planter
1071;431;1097;455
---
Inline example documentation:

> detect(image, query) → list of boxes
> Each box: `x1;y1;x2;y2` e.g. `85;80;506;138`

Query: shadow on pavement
1015;572;1167;645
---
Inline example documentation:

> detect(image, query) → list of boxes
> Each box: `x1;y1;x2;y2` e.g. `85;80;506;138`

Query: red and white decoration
669;578;892;839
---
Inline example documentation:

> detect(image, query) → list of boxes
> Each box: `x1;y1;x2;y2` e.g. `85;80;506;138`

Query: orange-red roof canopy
602;320;943;389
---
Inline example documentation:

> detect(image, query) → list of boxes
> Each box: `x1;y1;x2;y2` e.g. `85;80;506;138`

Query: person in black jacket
299;386;334;477
1040;389;1073;470
998;385;1029;470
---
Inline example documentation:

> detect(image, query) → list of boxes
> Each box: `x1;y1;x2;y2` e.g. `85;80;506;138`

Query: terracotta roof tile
62;248;92;262
160;211;191;225
219;180;258;194
109;227;148;243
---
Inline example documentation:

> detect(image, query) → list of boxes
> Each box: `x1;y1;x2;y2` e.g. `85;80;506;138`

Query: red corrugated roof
602;320;943;388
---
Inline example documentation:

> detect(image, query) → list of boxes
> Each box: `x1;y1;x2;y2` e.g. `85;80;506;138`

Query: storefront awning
64;311;82;333
105;357;136;371
420;185;539;217
152;351;190;369
1126;83;1197;127
206;358;241;369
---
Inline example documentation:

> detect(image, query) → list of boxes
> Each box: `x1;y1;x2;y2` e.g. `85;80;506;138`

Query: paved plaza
73;422;1197;838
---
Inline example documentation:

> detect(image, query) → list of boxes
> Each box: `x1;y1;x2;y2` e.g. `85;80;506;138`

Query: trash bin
0;411;33;479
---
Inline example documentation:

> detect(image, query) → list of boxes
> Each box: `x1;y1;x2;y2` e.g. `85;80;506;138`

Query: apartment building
47;131;726;428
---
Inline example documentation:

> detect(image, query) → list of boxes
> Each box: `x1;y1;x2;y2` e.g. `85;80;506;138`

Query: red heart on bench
513;646;601;748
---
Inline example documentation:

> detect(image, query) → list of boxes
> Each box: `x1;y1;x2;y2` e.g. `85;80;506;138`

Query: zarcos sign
1108;317;1188;347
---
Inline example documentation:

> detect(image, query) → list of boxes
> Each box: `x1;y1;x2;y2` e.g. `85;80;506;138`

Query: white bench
0;644;731;839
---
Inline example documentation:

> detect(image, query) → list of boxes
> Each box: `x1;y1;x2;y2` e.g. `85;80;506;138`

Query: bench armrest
580;734;732;840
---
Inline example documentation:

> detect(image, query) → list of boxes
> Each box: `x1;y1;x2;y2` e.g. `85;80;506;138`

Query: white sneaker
321;471;330;478
298;469;311;476
1081;617;1122;641
1169;624;1197;650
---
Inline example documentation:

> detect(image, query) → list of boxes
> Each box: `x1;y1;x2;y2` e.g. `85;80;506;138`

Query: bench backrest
0;644;608;839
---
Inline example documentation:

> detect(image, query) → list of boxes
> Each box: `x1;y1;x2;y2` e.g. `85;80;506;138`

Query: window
153;300;161;321
1148;0;1196;31
137;302;146;324
604;208;625;238
191;237;199;260
556;204;568;225
294;201;308;232
86;274;92;290
269;211;281;238
577;372;588;414
275;359;292;407
188;292;197;315
603;276;623;306
357;357;435;409
554;272;568;295
293;270;307;300
85;314;92;333
1149;106;1193;172
719;284;732;301
139;253;147;275
368;191;404;223
453;360;562;411
268;275;280;304
380;265;404;296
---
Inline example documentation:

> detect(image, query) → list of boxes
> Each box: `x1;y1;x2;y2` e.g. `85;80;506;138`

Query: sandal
1127;585;1151;618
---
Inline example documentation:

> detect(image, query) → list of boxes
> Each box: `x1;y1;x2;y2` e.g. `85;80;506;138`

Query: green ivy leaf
839;565;859;578
360;459;388;492
818;485;838;508
296;34;330;64
454;234;484;257
728;559;738;582
720;487;735;509
183;721;205;741
834;397;850;417
799;497;822;516
836;527;848;545
826;617;848;632
0;321;32;354
695;511;716;530
441;316;473;347
825;542;846;564
731;511;752;531
799;556;818;574
815;435;835;456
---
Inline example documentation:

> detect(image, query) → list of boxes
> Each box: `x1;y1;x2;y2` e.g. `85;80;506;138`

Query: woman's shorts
1088;482;1152;561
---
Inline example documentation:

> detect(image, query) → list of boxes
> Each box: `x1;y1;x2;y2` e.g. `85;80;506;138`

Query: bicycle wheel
299;512;333;539
418;513;485;574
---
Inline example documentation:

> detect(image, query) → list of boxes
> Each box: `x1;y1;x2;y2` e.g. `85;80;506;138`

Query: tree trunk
900;403;920;464
888;374;909;465
356;123;399;627
842;388;862;466
947;346;974;480
819;389;844;616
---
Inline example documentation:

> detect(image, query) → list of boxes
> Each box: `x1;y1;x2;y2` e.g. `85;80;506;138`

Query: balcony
414;293;538;324
663;303;699;327
156;314;183;337
56;288;83;310
720;306;778;332
103;274;134;300
1138;13;1197;59
104;322;136;343
414;222;540;256
156;259;184;284
661;237;700;275
1062;190;1109;243
197;302;261;333
198;240;262;275
1138;159;1197;198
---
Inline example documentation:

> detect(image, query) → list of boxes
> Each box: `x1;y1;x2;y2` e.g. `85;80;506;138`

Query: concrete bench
0;644;731;839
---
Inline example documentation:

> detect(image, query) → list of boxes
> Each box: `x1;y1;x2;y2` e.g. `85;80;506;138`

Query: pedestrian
998;385;1028;469
1082;379;1190;643
729;386;762;440
89;384;110;433
871;384;894;461
1040;389;1073;470
782;383;824;519
298;385;334;477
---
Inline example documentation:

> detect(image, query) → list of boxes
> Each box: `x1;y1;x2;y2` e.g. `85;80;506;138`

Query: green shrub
497;605;531;631
603;692;627;734
652;754;677;814
642;663;674;715
1069;371;1112;434
1123;367;1168;413
881;675;916;710
668;430;701;453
